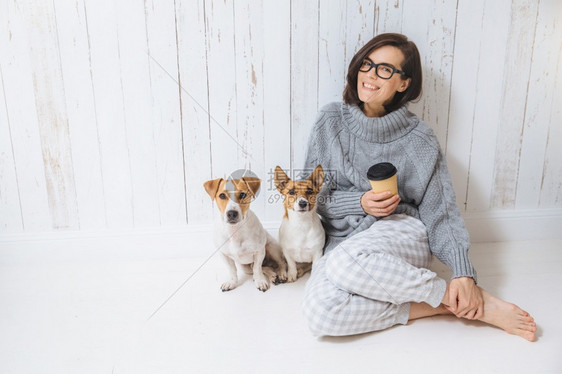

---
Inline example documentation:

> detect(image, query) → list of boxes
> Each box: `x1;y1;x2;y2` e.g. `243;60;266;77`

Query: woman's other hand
361;190;401;217
445;277;484;320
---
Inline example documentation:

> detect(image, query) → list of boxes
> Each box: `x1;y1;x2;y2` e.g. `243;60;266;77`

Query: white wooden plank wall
176;0;213;223
262;2;291;221
0;0;560;234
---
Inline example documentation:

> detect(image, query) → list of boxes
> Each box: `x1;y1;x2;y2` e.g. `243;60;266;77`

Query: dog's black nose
298;200;308;209
227;210;239;221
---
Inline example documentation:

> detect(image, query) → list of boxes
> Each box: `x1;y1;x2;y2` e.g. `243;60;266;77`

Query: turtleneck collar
341;103;419;143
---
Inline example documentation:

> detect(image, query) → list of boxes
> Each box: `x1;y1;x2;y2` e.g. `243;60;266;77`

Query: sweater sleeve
316;190;366;219
418;148;477;281
303;110;367;220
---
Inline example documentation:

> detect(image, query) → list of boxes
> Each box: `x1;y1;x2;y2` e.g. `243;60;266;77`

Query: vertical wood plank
205;0;240;179
145;0;187;226
374;0;403;34
345;0;375;68
291;0;319;170
0;2;23;232
402;0;458;147
84;0;134;228
491;0;539;208
263;1;291;221
539;36;562;208
446;0;485;212
318;0;346;108
0;67;23;232
466;0;511;212
54;0;107;229
1;0;51;231
400;0;431;115
176;0;213;223
115;0;161;227
233;0;266;218
515;0;562;208
20;0;79;229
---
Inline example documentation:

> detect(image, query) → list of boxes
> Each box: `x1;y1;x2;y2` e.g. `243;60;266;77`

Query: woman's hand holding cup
363;162;400;217
361;190;401;217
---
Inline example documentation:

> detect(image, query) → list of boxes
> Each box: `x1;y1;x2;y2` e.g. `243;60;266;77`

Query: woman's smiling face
357;45;411;117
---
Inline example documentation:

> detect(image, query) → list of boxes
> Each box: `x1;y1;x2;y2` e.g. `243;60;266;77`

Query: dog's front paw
221;281;237;292
254;277;270;292
262;267;280;285
287;269;298;283
267;272;279;285
275;270;288;284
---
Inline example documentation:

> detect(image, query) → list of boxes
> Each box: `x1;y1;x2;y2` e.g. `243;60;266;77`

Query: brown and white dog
204;176;287;292
274;165;325;282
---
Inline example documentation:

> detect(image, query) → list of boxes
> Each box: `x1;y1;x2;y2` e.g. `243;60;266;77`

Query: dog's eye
239;192;247;200
288;189;296;195
306;188;314;195
218;193;227;200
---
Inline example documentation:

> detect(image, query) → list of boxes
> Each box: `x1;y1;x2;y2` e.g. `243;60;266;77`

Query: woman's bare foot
476;288;536;341
411;283;536;341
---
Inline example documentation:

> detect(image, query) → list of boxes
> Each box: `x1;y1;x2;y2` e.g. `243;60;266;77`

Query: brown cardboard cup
367;162;398;196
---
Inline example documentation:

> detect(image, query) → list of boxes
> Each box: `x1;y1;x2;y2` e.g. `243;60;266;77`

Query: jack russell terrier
274;165;325;282
204;176;287;292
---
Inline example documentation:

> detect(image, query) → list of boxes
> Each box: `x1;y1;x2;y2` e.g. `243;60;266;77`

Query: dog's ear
274;166;290;192
308;165;324;191
241;177;261;199
203;178;223;200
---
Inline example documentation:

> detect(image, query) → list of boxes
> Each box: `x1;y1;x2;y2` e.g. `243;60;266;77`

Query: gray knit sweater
304;102;476;280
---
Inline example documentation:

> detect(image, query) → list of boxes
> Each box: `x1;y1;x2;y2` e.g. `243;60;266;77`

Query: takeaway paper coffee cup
367;162;398;196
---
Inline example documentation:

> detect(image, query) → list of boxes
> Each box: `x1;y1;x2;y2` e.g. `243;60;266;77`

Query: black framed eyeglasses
359;58;408;79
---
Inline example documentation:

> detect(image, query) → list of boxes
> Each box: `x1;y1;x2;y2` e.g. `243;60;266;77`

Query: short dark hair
343;33;422;113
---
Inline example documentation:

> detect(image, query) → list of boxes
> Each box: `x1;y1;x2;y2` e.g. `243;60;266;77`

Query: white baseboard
1;209;560;260
0;225;216;262
461;209;562;243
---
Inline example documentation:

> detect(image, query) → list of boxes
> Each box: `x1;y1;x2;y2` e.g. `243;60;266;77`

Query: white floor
1;237;561;374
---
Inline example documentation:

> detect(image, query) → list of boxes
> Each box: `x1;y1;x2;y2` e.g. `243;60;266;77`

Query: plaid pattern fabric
303;214;446;336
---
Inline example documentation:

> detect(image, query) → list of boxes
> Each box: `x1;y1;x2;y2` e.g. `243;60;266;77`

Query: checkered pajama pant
303;214;447;336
